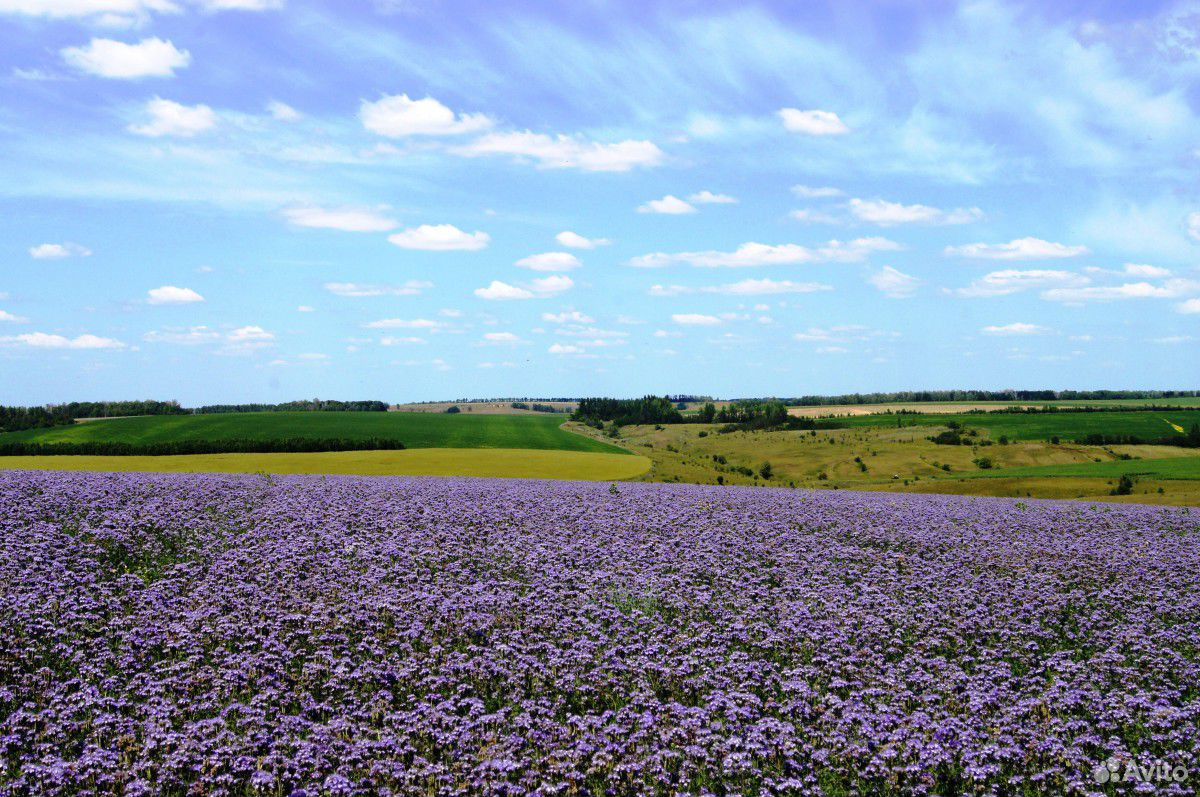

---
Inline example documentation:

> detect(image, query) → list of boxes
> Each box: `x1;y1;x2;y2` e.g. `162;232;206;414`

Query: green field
2;412;626;454
835;410;1200;441
965;455;1200;481
0;449;651;481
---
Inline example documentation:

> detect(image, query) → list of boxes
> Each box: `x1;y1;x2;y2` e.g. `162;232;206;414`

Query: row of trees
0;405;75;433
0;437;407;457
1;398;391;433
574;397;830;433
573;396;684;426
780;390;1200;406
193;399;389;414
510;402;563;413
55;400;186;418
1077;425;1200;448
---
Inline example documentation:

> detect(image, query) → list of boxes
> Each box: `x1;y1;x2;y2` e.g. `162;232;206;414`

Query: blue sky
1;0;1199;404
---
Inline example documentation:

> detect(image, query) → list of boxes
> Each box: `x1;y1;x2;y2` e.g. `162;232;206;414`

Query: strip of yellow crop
0;448;652;481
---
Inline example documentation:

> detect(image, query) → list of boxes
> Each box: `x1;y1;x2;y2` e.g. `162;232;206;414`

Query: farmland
0;448;650;481
1;411;623;454
581;421;1200;505
833;409;1200;441
2;470;1197;795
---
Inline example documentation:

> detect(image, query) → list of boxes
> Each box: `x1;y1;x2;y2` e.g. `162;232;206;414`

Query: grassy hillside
564;421;1200;505
835;410;1200;440
965;455;1200;480
0;449;651;481
1;412;626;454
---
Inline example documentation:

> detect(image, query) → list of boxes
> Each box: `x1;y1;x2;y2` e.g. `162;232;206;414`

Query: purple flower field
1;471;1198;796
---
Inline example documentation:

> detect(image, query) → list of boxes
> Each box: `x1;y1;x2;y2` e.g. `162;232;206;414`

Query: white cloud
790;209;842;225
688;190;737;205
793;325;898;344
628;237;900;269
128;97;216;137
650;278;831;297
778;108;850;136
452;131;664;172
147;285;204;305
672;313;723;326
196;0;284;10
638;195;696;215
529;275;573;296
142;325;221;344
0;310;28;323
555;231;609;249
324;281;431;298
849;198;983;226
364;318;444;330
388;224;489;251
482;331;520;343
223;325;274;352
266;100;301;122
0;1;178;23
473;281;534;301
945;237;1088;260
869;266;920;298
380;336;426;346
954;269;1089;298
981;322;1051;336
283;206;397;232
542;310;594;324
297;305;314;313
1123;263;1171;278
548;343;584;355
792;185;844;198
1178;298;1200;315
2;332;124;349
62;38;189;79
359;93;493;137
515;252;581;272
1150;335;1194;345
1041;279;1200;303
29;242;91;259
1189;212;1200;242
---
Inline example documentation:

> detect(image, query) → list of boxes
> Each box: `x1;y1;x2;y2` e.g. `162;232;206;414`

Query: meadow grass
833;409;1200;440
0;448;652;481
572;422;1200;505
964;455;1200;480
1;412;626;454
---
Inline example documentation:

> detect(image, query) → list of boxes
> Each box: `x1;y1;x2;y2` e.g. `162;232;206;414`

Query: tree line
778;390;1200;406
56;400;186;418
510;402;564;413
193;399;389;414
0;437;407;457
1076;425;1200;448
0;405;75;433
573;396;684;426
573;397;835;433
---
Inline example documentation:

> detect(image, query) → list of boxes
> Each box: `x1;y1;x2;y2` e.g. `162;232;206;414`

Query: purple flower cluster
1;471;1198;796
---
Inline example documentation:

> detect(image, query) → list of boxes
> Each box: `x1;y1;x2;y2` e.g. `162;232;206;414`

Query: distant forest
776;390;1200;406
0;398;389;433
3;390;1199;436
194;400;389;414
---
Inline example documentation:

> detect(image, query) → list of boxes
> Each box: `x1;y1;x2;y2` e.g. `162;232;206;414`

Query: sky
1;0;1199;405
